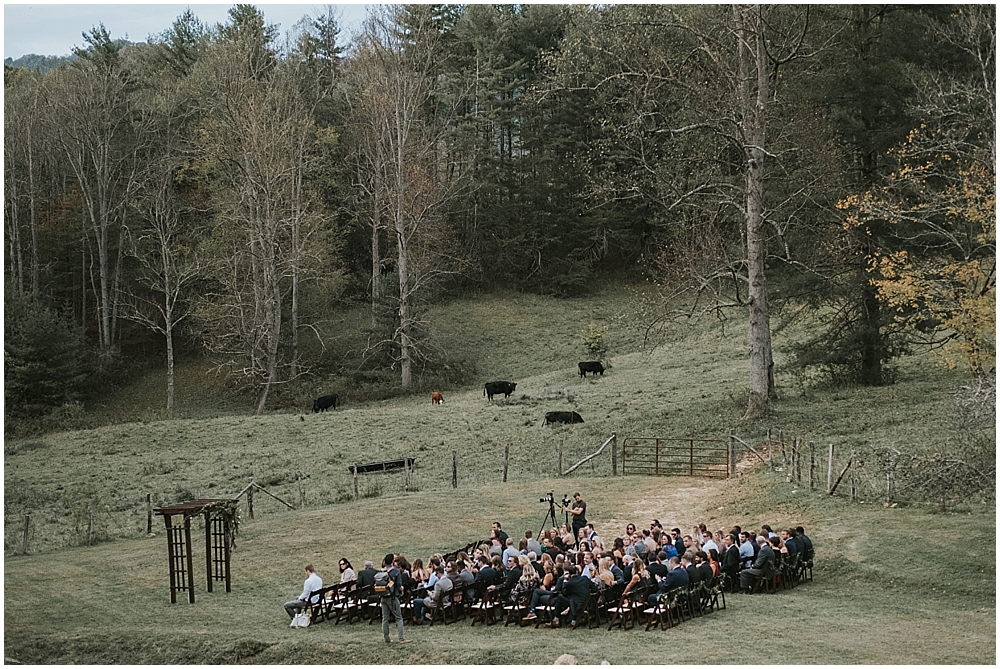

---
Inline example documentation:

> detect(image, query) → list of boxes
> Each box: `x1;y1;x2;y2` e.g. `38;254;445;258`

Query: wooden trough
348;457;416;475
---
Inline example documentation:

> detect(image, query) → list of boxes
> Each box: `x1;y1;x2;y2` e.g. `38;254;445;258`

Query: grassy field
4;285;996;663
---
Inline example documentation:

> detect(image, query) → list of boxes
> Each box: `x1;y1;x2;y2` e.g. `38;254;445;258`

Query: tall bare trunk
736;4;776;420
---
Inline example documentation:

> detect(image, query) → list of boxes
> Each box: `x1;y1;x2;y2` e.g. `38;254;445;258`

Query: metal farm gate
621;437;731;478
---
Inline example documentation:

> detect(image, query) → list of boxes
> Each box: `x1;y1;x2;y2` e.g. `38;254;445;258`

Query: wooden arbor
153;499;238;603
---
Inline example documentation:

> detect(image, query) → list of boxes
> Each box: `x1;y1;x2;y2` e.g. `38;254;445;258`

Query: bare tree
196;8;321;414
45;27;152;353
349;6;460;387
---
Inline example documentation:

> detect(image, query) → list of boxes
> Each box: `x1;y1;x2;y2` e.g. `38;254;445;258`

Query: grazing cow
578;361;605;377
484;381;517;401
544;411;584;425
431;391;444;405
312;394;338;413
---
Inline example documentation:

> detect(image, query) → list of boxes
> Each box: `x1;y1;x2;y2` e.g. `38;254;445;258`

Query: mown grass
4;284;995;663
4;472;994;664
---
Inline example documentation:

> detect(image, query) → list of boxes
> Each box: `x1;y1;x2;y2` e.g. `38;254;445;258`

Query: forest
4;4;995;430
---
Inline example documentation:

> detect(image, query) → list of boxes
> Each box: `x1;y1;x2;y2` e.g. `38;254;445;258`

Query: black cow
578;361;605;377
544;411;584;425
312;394;338;412
484;381;517;401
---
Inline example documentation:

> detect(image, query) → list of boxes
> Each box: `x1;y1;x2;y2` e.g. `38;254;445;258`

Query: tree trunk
737;4;776;420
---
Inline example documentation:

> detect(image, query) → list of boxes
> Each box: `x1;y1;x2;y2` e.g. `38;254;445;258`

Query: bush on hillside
4;291;94;424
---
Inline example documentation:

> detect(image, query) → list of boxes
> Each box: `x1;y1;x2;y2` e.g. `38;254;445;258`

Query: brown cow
431;392;444;405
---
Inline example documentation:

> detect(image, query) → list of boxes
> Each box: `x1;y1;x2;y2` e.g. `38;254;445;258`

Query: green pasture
4;287;995;663
4;474;994;664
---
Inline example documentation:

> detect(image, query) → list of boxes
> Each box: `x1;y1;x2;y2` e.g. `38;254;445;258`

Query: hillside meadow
4;288;995;663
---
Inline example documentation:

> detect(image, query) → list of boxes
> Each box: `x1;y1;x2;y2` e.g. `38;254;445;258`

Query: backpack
374;569;394;596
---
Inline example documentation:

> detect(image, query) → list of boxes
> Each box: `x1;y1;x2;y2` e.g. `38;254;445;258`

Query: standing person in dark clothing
379;554;410;644
569;493;587;549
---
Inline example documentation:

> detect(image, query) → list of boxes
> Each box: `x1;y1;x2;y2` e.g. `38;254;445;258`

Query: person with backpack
376;554;410;644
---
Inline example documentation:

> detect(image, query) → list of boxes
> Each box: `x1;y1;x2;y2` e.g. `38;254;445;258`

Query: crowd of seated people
311;520;813;630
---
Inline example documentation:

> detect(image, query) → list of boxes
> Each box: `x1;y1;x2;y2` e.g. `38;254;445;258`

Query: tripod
539;499;559;537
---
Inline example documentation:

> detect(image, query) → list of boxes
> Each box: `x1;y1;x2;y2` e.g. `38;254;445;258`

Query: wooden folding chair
503;589;532;627
606;583;637;631
470;586;500;626
307;584;338;624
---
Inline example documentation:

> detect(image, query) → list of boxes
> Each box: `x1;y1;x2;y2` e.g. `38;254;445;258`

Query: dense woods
4;4;995;424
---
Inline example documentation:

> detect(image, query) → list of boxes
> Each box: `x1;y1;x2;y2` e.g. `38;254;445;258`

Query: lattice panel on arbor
155;499;237;604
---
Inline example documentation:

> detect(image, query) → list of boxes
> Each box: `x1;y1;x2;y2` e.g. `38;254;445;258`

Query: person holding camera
378;554;410;644
569;492;587;549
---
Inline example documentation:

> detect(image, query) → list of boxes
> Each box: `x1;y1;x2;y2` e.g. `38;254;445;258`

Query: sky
3;2;372;60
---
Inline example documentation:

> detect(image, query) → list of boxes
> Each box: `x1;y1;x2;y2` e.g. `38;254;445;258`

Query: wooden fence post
796;439;803;484
297;472;305;509
559;438;564;476
147;493;153;535
503;445;510;483
248;476;255;519
452;450;458;489
404;458;411;492
850;453;857;502
827;444;835;493
352;467;359;501
21;514;30;555
809;442;815;490
728;429;737;478
611;434;617;476
885;452;896;506
779;430;786;467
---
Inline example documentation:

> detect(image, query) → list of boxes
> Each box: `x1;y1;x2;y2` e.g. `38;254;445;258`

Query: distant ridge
5;53;77;72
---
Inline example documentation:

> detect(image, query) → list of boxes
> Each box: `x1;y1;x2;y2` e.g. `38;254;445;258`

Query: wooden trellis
154;499;238;604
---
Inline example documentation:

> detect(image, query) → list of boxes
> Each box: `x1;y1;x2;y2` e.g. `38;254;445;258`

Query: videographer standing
569;492;587;550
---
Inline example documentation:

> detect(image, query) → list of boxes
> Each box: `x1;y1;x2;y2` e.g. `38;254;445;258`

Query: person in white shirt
284;564;323;619
701;533;719;556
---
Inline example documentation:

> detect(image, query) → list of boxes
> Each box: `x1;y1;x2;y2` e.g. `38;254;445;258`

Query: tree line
4;4;994;423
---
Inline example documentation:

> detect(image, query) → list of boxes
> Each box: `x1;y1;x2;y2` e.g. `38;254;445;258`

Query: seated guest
647;551;669;581
643;529;658;555
721;534;741;583
357;560;378;590
474;555;496;589
738;532;755;568
781;528;799;558
412;564;452;623
682;554;701;587
671;528;685;557
628;534;649;562
606;554;625;584
707;548;721;579
740;536;777;593
453;560;475;602
528;551;544;581
647;557;688;604
701;532;719;556
524;564;565;621
592;556;616;590
695;551;714;583
339;558;356;586
508;555;540;603
796;526;814;560
545;565;591;629
526;530;543;557
502;538;520;565
542;537;562;559
410;558;429;586
560;524;575;548
623;555;653;595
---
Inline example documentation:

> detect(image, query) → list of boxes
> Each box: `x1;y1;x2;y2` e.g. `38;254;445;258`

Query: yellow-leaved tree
840;117;995;373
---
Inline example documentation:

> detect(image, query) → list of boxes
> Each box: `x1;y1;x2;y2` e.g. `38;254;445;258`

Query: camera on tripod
539;492;572;508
